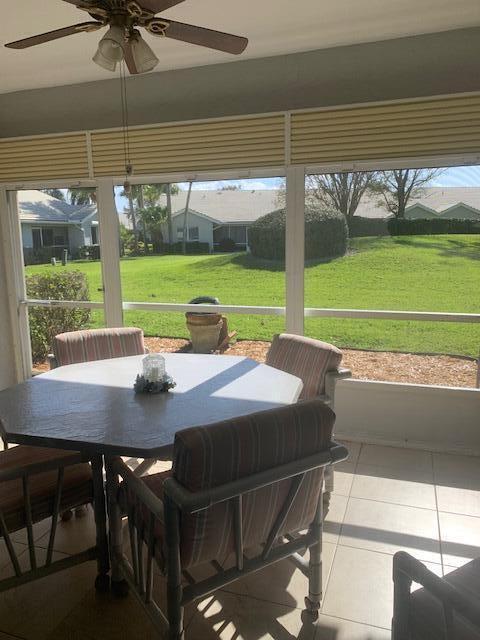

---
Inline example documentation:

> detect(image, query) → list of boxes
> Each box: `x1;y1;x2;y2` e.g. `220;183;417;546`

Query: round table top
0;354;303;457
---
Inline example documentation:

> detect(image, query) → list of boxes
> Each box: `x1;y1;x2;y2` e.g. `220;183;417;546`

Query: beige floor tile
331;463;355;497
321;547;394;629
10;519;52;546
351;464;436;510
0;548;97;640
339;498;441;563
337;441;361;465
324;495;348;545
438;511;480;567
433;453;480;488
358;445;433;475
224;542;336;609
35;508;97;555
0;539;28;573
315;614;390;640
46;589;162;640
188;590;317;639
436;484;480;518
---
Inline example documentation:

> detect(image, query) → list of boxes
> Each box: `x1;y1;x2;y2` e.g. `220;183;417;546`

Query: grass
25;235;480;356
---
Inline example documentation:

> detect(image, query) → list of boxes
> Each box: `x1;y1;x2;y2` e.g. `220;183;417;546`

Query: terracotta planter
186;318;223;353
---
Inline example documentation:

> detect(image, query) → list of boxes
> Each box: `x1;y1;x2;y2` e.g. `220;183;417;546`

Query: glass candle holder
142;353;166;383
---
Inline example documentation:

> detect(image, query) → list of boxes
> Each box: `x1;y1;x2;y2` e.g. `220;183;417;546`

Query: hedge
348;216;390;237
26;271;91;362
387;218;480;235
163;241;210;255
248;207;348;260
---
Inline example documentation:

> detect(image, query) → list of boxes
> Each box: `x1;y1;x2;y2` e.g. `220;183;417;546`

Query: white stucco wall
165;212;214;249
68;225;87;251
334;379;480;455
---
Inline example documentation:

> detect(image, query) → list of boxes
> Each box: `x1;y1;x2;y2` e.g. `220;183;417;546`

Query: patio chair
265;333;351;509
48;326;147;369
392;551;480;639
106;399;348;640
49;326;153;488
0;419;109;594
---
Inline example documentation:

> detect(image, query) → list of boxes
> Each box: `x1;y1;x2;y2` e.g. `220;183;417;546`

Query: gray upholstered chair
0;422;109;594
48;326;147;369
266;333;352;508
107;399;348;639
392;551;480;639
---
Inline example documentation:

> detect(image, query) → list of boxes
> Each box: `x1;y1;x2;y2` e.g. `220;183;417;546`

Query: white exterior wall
68;225;86;251
169;212;214;249
21;224;33;248
335;379;480;455
405;206;437;219
440;205;480;220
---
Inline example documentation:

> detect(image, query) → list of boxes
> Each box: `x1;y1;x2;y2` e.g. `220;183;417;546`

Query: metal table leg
91;454;110;592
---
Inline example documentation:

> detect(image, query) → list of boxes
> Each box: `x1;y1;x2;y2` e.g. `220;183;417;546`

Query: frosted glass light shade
93;26;125;71
130;33;159;73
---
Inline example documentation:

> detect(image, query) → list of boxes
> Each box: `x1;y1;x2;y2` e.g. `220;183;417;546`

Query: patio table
0;353;303;591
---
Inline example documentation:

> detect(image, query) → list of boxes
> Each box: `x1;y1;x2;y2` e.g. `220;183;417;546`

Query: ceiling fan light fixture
130;31;159;73
93;25;125;71
92;47;118;72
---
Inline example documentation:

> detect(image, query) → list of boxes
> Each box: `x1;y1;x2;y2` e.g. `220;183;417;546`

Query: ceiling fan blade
161;20;248;54
5;22;103;49
123;42;140;75
139;0;186;13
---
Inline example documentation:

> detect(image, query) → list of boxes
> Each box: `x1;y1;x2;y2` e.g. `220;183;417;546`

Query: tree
41;189;65;200
305;172;379;220
374;168;444;218
137;205;167;251
68;188;97;205
182;182;193;255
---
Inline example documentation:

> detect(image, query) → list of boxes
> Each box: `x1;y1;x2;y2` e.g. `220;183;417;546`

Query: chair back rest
53;327;145;366
172;399;335;568
266;333;342;399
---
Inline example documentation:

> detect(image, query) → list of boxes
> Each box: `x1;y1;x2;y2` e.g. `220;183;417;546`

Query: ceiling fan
5;0;249;75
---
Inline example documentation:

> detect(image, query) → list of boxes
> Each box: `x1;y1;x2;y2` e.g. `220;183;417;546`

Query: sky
112;165;480;212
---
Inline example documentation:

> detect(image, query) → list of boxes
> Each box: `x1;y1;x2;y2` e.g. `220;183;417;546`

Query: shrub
249;207;348;260
23;246;69;266
348;216;390;237
387;218;480;235
217;237;237;252
167;242;210;255
75;245;101;260
26;271;91;362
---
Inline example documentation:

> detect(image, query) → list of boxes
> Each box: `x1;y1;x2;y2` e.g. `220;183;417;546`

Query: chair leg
105;458;129;597
305;499;323;618
165;496;185;640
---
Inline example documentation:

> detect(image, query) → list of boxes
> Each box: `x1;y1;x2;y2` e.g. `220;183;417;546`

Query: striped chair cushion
266;333;343;400
172;399;335;568
0;446;93;533
53;327;145;366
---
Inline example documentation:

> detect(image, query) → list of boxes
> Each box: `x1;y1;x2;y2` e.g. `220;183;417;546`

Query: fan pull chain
120;60;133;194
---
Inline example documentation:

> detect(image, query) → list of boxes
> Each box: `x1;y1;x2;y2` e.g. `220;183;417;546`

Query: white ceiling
1;0;479;94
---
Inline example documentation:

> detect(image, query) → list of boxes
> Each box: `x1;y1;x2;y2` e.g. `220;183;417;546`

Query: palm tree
68;188;97;206
41;189;65;200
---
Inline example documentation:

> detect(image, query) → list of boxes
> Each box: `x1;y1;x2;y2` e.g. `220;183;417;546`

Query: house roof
17;190;94;224
166;190;280;224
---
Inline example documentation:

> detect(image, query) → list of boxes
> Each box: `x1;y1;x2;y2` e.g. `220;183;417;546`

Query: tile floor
1;441;479;640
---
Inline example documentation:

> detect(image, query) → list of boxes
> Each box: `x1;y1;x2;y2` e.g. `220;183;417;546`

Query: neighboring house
356;187;480;219
159;189;280;250
18;190;99;258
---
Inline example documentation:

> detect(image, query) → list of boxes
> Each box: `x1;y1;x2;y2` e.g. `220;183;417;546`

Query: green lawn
25;235;480;356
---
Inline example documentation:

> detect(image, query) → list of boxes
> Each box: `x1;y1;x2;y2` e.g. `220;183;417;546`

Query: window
188;226;199;241
91;226;98;245
176;227;184;240
41;228;54;247
32;228;42;250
